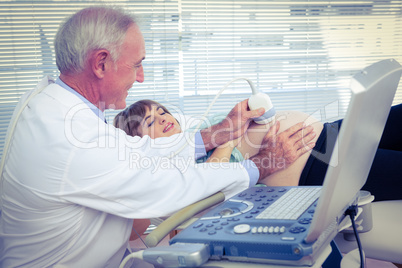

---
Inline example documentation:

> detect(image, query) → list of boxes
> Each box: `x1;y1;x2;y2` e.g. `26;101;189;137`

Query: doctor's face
101;24;145;110
139;105;182;139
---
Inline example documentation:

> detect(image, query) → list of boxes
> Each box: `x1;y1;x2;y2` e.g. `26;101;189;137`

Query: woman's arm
205;138;241;162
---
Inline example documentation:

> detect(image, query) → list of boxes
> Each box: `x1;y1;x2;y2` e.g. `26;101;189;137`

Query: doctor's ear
92;49;110;79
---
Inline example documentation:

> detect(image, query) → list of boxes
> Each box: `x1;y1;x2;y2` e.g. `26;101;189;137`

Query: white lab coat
0;77;252;267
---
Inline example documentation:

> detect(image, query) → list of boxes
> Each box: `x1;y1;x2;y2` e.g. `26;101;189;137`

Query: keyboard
256;187;321;220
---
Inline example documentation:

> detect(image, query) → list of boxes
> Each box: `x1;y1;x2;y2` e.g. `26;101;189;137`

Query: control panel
170;186;321;264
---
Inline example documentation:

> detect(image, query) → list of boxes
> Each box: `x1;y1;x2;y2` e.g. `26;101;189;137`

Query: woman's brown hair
113;99;172;137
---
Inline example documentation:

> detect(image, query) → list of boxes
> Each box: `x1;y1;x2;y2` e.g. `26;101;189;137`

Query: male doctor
0;6;315;267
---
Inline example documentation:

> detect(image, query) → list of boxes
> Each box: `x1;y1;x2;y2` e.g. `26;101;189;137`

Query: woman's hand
205;136;243;163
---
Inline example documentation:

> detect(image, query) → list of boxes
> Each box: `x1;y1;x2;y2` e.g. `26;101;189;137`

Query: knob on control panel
233;224;251;234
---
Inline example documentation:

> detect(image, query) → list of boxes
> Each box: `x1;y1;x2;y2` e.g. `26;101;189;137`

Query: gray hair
55;6;137;74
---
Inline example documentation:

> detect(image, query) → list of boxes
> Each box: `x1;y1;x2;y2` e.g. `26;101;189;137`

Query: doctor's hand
223;99;266;138
200;99;265;152
250;121;316;181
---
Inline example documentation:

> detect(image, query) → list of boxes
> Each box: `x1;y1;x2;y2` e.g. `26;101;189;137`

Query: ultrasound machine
121;59;402;268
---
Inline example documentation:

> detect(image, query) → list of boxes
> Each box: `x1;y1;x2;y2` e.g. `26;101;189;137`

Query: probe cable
168;77;258;159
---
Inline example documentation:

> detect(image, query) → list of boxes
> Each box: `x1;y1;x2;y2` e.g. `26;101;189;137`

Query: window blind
0;0;402;159
178;0;402;118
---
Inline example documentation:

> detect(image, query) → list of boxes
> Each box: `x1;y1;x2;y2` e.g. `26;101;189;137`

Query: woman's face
138;105;182;139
